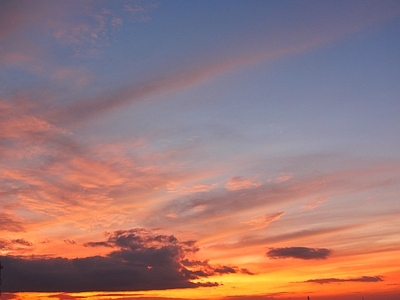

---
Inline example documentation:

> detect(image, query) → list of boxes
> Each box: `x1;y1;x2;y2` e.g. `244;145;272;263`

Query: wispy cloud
144;161;399;231
0;99;200;231
302;196;327;211
45;41;334;125
50;1;158;57
212;225;356;250
226;176;262;191
2;90;398;256
240;212;285;230
167;183;219;194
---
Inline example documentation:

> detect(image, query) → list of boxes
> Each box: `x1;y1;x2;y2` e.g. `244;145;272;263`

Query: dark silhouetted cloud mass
1;228;250;292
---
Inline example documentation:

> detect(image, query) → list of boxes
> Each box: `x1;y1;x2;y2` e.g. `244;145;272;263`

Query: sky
1;0;400;299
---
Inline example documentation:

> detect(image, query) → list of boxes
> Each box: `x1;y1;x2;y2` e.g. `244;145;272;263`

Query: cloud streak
304;275;383;284
212;225;356;250
241;212;285;231
267;247;331;260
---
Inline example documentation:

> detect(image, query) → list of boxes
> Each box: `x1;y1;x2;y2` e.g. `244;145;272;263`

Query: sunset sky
1;1;400;300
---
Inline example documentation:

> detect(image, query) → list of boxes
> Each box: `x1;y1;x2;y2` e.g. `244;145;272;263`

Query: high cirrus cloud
304;275;383;284
266;247;331;260
2;228;250;292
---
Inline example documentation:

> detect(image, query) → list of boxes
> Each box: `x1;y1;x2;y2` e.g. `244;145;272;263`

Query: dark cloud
180;259;254;277
0;239;10;249
63;239;76;245
214;266;236;274
304;275;383;284
240;268;255;275
267;247;331;260
11;239;32;247
83;241;113;248
1;228;250;292
0;239;33;252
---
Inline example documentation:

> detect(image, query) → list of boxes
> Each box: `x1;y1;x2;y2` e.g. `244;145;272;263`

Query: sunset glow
1;1;400;300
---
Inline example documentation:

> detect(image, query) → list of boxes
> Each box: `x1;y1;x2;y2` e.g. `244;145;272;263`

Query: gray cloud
1;228;250;292
11;239;32;247
180;259;254;277
304;275;383;284
267;247;331;260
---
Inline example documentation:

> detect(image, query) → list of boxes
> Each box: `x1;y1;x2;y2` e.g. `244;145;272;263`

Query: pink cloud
302;196;327;211
0;113;66;140
169;183;219;194
226;176;261;191
275;173;293;184
0;51;32;65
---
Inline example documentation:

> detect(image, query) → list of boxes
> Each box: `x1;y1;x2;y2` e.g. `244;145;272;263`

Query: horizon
0;1;400;299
